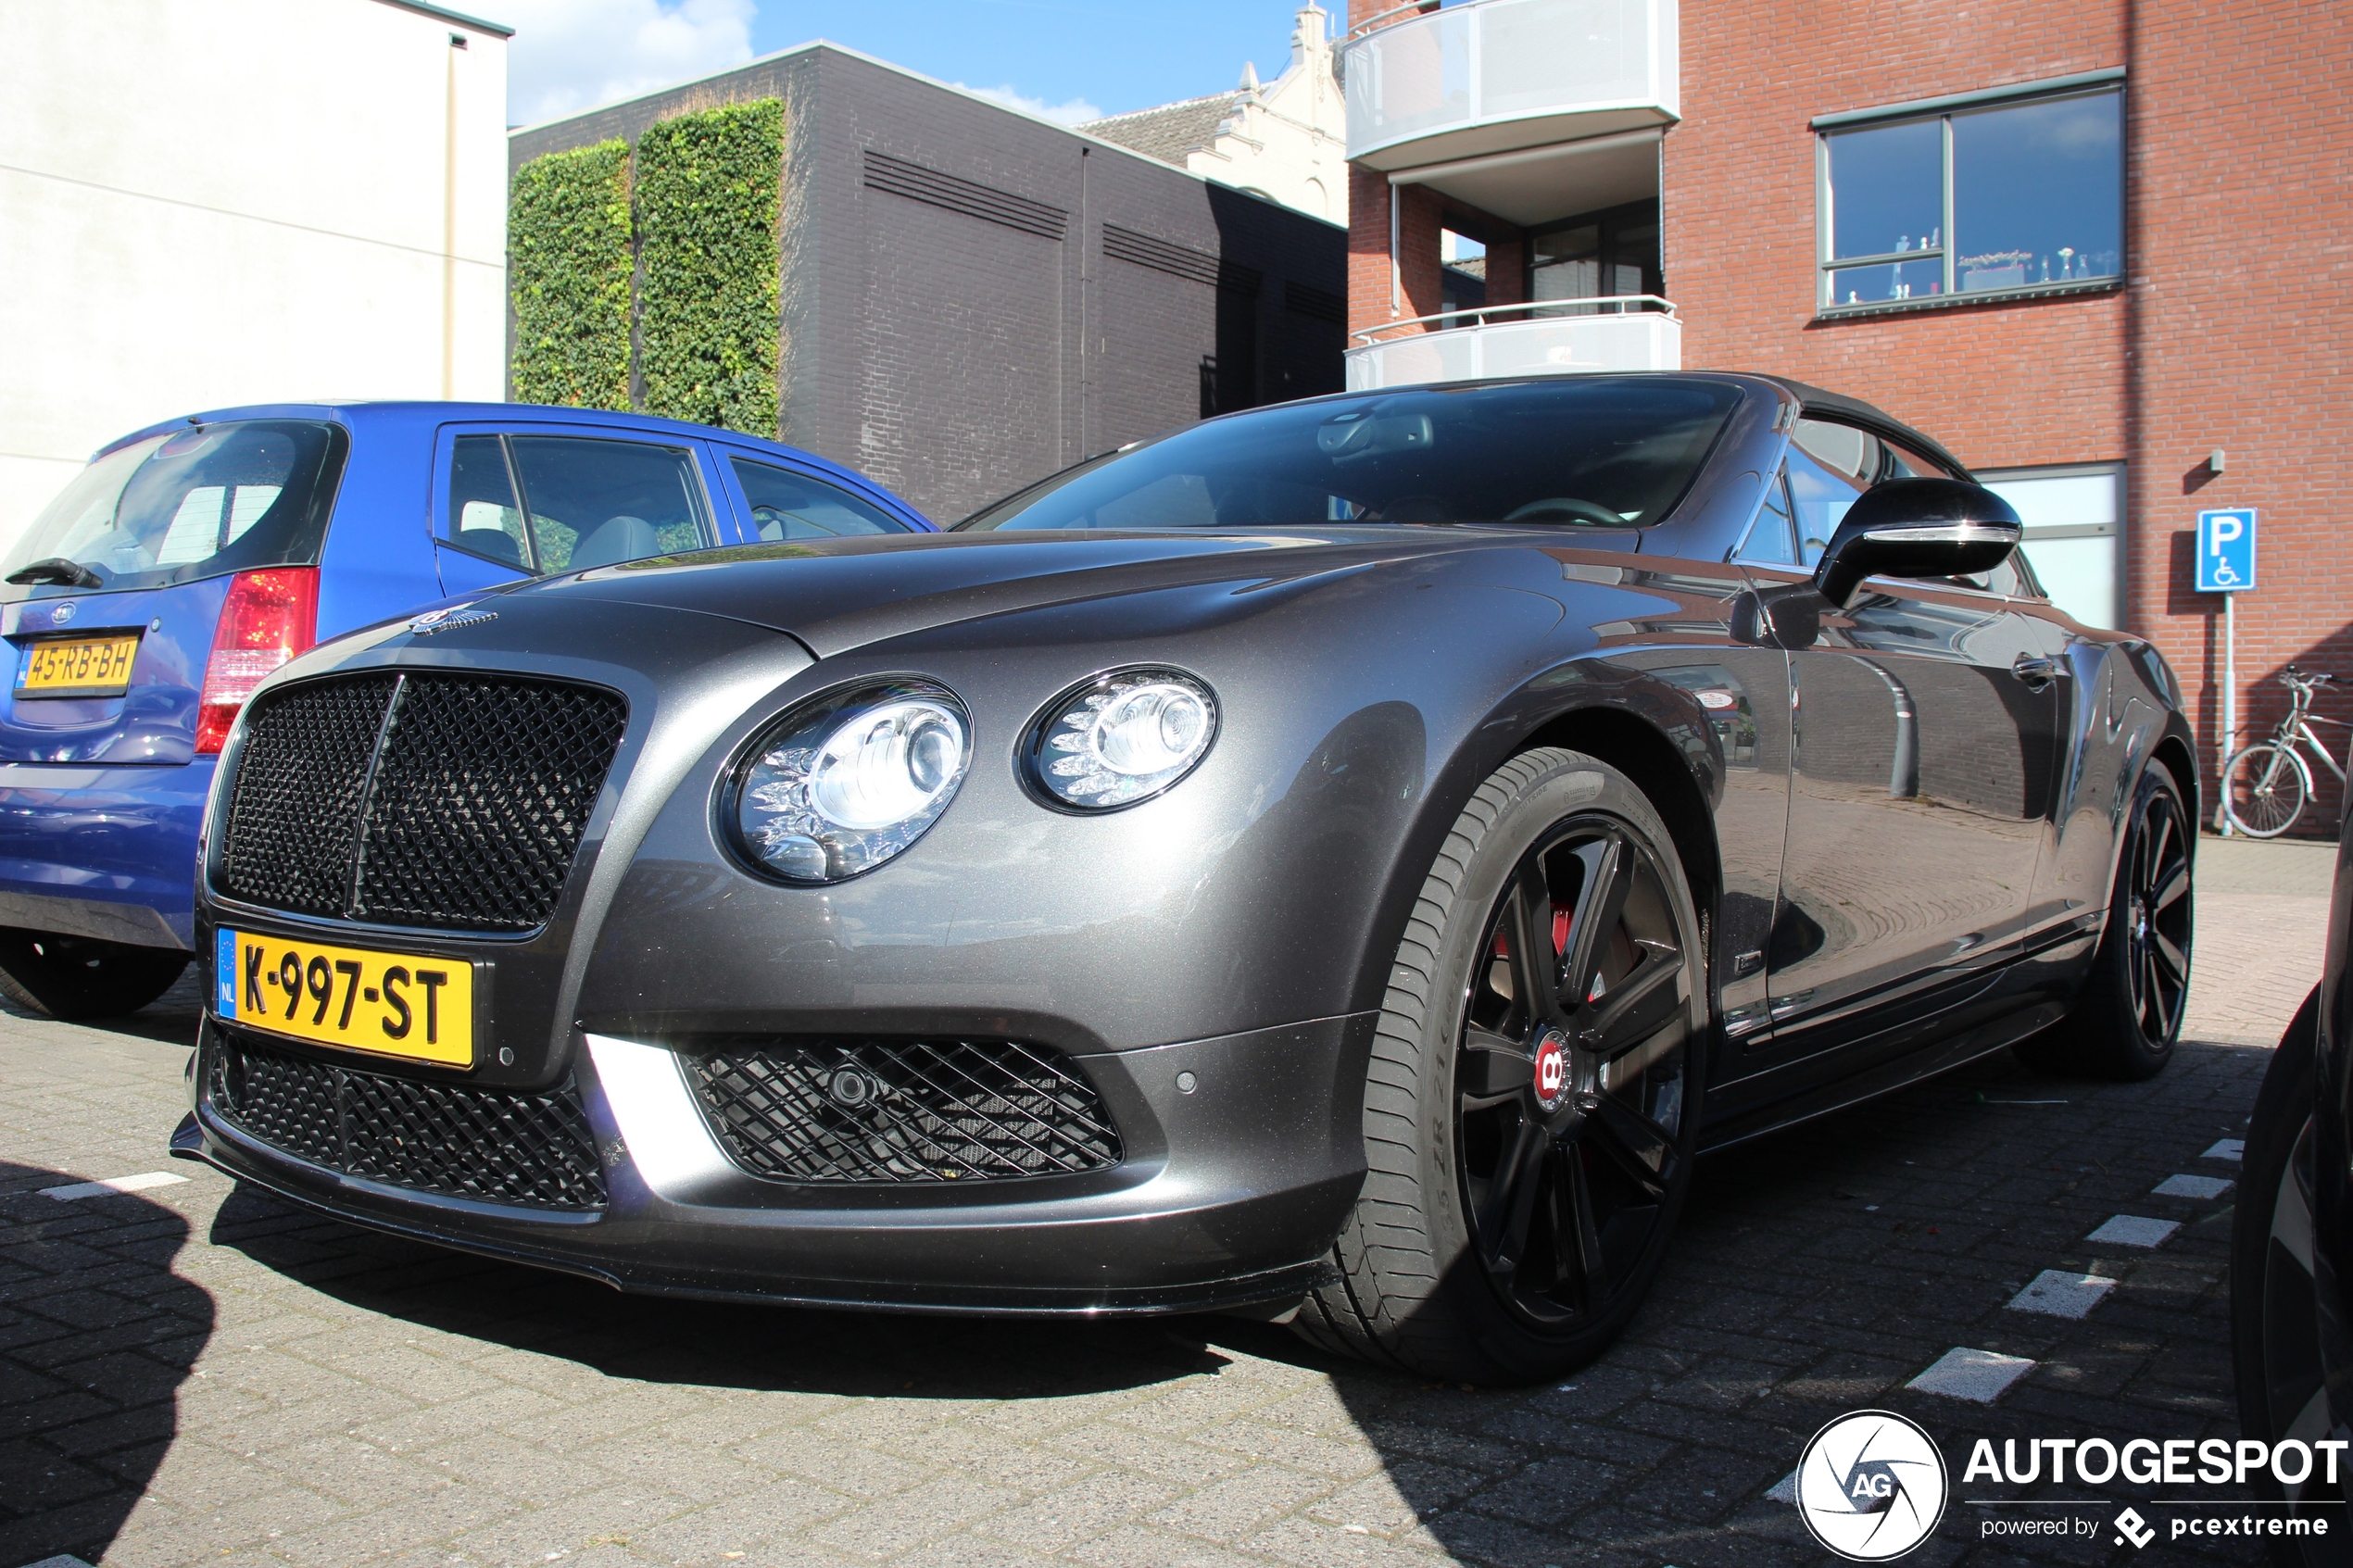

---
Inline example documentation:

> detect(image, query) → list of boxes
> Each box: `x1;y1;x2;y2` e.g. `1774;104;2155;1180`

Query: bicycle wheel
2224;742;2311;838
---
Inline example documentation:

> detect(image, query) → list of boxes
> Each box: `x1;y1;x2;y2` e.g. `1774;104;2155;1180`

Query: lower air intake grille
689;1038;1122;1184
206;1033;606;1210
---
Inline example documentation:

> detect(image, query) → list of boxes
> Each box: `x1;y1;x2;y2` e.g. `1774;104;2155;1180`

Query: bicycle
2222;666;2347;837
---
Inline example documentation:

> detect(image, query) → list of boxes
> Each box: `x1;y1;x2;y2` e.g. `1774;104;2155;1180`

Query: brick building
510;44;1346;524
1342;0;2350;823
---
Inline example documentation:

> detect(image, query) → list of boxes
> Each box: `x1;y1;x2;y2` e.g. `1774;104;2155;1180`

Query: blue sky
498;0;1329;129
750;1;1319;119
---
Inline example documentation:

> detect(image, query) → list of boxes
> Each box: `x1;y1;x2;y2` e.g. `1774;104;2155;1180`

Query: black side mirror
1812;477;2022;608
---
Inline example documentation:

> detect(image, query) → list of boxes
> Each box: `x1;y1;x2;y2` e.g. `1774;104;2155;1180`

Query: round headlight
1027;667;1218;810
728;681;970;883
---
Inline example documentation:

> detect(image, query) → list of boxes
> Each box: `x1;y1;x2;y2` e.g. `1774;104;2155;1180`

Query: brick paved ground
0;834;2332;1568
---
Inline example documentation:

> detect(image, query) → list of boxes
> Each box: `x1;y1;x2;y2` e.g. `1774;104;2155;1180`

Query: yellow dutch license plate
214;929;473;1066
16;633;140;697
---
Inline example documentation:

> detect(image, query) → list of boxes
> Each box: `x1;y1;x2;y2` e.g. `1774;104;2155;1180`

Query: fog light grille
689;1038;1121;1184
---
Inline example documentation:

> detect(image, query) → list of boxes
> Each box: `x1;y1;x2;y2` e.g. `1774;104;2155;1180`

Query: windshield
958;378;1743;533
6;420;346;594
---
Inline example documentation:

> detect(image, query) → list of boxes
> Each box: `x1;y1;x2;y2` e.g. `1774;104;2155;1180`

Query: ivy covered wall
507;140;633;411
506;100;785;437
635;100;784;435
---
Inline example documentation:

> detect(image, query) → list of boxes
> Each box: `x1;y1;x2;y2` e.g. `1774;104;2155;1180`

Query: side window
1732;468;1799;566
1878;433;1956;481
1792;418;1880;485
1783;445;1861;569
444;435;530;570
505;437;710;572
730;458;912;539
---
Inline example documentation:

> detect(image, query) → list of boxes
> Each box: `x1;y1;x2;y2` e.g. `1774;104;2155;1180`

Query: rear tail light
195;568;318;754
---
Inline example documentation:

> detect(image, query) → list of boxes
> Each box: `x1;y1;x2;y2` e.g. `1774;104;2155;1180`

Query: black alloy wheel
2122;777;2195;1046
2232;991;2352;1564
1457;815;1692;1329
2017;764;2192;1080
1298;747;1706;1383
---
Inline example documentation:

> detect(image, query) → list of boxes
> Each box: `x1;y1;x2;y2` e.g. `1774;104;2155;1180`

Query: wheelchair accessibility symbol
2198;508;2257;594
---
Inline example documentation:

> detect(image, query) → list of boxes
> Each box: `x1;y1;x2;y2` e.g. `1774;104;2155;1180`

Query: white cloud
955;83;1104;126
498;0;758;125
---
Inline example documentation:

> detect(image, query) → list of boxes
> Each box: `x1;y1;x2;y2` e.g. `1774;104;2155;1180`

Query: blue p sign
2197;508;2257;593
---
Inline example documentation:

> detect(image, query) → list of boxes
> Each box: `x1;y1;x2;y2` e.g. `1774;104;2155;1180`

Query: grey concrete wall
508;45;1345;523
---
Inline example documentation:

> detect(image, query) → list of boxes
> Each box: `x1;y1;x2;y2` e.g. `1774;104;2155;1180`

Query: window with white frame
1979;463;2122;629
1817;77;2123;313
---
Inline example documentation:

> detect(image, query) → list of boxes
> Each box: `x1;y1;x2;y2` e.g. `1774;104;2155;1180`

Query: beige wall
1188;4;1349;222
0;0;509;555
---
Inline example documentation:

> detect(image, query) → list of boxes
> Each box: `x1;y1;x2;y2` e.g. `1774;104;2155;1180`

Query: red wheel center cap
1532;1031;1569;1113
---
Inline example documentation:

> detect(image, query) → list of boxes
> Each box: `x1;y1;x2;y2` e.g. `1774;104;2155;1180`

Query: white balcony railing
1344;297;1680;390
1344;0;1679;169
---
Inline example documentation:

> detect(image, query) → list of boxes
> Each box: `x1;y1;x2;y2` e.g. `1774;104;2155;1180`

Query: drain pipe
1856;658;1920;798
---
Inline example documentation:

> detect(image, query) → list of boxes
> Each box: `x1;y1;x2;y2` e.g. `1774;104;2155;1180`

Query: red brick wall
1346;173;1528;339
2124;0;2353;822
1669;3;2128;468
1666;0;2353;823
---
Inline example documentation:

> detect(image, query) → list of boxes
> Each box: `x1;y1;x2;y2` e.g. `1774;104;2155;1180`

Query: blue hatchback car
0;401;933;1019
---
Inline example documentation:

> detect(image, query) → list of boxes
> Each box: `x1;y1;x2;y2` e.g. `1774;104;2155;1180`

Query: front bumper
174;1011;1372;1315
0;759;210;949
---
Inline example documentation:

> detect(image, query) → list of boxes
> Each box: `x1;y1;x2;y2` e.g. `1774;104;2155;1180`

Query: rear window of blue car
958;377;1743;533
6;420;346;593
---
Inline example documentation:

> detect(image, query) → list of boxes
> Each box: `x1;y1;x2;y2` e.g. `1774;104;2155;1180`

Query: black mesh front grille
217;673;627;932
351;678;629;930
689;1039;1123;1184
218;676;396;917
207;1032;606;1210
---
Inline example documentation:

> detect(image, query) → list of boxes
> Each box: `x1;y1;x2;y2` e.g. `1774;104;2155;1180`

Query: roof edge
371;0;513;39
505;40;1344;231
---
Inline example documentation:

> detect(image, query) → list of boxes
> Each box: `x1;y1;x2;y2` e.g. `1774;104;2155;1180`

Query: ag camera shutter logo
1795;1410;1949;1560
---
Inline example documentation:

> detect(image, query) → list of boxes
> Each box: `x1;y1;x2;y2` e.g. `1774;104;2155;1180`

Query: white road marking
1907;1347;2036;1403
2153;1173;2233;1199
2007;1270;2117;1319
2087;1214;2180;1248
2202;1138;2245;1162
38;1172;188;1201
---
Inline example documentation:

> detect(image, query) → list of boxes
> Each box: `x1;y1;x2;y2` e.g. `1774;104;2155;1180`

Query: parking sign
2197;508;2257;593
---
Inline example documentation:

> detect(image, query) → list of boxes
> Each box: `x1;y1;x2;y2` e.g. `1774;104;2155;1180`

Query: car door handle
2011;655;2062;687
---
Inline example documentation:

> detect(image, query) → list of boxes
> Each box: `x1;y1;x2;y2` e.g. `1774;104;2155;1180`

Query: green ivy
507;140;633;410
635;99;785;437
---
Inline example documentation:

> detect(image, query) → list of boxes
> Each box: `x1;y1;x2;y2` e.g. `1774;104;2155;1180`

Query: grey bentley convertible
174;373;2196;1382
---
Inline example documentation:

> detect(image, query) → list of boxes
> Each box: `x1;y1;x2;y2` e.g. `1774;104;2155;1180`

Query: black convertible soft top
1754;375;1975;481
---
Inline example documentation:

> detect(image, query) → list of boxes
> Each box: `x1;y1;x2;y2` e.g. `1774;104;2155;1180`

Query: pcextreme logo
1794;1411;1949;1561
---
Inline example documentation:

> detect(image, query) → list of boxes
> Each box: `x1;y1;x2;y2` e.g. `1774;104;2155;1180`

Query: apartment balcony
1344;297;1680;390
1344;0;1679;214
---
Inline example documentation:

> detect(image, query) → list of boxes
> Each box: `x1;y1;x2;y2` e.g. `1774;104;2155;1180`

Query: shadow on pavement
206;1184;1237;1404
0;1158;213;1568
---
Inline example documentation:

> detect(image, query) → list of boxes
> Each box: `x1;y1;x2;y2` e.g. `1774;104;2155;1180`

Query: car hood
471;527;1632;659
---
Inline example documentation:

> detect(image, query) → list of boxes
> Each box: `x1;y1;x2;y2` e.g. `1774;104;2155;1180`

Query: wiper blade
5;558;102;588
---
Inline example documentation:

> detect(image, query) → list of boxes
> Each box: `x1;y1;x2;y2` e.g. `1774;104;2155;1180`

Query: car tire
0;927;190;1022
2014;764;2192;1081
1294;747;1707;1385
2230;987;2349;1562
